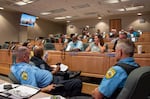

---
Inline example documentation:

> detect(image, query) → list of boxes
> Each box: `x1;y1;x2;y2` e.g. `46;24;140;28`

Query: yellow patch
105;68;116;79
21;71;28;80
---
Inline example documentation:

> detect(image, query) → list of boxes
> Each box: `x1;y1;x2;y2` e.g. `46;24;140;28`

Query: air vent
84;12;97;15
0;0;14;6
72;3;90;9
48;8;66;14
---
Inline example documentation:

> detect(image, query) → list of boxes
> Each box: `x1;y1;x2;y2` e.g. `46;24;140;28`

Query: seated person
65;34;84;51
128;26;140;38
30;46;81;79
92;39;139;99
85;34;107;52
11;46;82;97
108;29;119;43
112;31;128;52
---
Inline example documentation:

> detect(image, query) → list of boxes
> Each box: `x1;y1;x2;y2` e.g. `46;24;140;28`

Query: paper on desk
8;85;40;98
51;64;68;72
0;83;18;92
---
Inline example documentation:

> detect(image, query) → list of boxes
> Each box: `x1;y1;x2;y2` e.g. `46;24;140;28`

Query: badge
21;71;28;80
105;68;116;79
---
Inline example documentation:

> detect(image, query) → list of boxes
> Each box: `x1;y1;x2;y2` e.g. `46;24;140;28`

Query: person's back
11;62;53;88
92;39;139;99
30;47;81;79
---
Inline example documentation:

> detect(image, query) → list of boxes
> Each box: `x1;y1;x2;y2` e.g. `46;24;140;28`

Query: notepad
51;64;68;72
0;83;40;98
8;85;40;98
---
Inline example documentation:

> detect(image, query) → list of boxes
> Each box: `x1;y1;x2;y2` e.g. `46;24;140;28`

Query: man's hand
41;84;55;92
92;88;103;99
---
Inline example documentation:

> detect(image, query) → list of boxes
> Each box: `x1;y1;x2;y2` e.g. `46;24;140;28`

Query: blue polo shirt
98;57;139;97
11;62;53;88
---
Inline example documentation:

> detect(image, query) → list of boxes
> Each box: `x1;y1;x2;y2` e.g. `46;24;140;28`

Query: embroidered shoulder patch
21;71;28;80
105;68;116;79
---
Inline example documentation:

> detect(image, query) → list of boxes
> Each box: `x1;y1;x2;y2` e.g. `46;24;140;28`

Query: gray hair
116;39;135;57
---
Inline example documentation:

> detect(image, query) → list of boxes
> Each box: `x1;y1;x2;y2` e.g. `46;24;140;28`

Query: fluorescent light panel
54;16;66;20
0;7;4;10
126;6;144;11
40;12;51;15
117;5;144;12
105;0;129;4
15;0;34;6
54;16;72;20
15;1;27;6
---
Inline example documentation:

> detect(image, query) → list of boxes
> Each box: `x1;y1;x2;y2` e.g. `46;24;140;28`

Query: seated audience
85;34;107;52
108;29;118;43
65;34;84;51
30;46;81;79
92;39;139;99
11;46;82;97
22;41;34;58
112;31;128;51
128;26;140;38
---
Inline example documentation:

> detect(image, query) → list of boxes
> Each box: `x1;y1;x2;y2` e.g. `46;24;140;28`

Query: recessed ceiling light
54;16;66;20
137;12;142;16
66;16;72;18
67;20;71;23
98;16;102;20
15;1;27;6
117;8;126;11
40;12;51;15
0;7;4;10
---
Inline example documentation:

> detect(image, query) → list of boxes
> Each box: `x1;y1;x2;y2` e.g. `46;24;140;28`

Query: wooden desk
47;51;110;78
109;53;150;68
0;50;12;75
47;51;150;78
0;79;50;99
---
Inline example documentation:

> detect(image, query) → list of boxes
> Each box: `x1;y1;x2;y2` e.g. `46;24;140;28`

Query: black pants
49;76;82;97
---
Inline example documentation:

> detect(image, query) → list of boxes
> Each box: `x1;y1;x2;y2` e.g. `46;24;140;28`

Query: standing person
92;39;139;99
11;46;82;97
85;34;107;52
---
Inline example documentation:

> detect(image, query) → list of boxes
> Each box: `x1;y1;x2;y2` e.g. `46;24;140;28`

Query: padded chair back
8;72;20;84
83;43;89;51
117;66;150;99
44;43;56;50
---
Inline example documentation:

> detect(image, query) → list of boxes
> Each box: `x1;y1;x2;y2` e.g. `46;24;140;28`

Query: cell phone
54;84;64;88
3;84;13;90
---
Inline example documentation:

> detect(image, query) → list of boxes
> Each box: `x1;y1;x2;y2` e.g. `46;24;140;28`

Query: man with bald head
11;46;82;97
